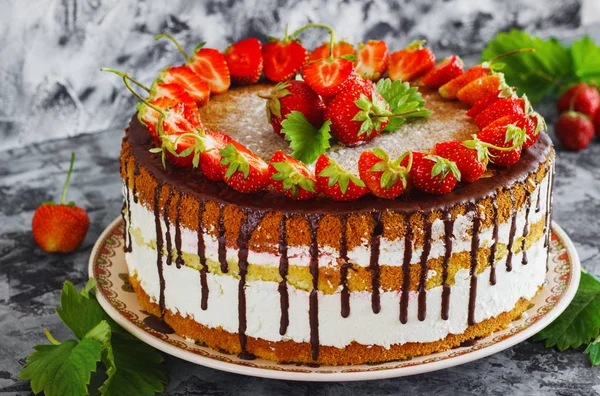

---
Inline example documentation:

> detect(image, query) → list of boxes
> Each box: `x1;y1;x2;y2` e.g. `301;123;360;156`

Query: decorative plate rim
89;217;580;382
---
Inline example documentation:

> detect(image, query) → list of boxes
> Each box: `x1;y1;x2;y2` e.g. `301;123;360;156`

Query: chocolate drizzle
489;197;499;286
307;214;322;361
132;162;140;203
506;191;518;272
417;215;432;321
467;202;481;326
217;203;228;273
441;209;454;321
278;214;289;335
339;215;351;318
122;160;133;253
400;213;413;324
535;185;541;213
174;194;184;269
153;184;166;313
163;189;174;266
521;193;532;265
237;210;264;360
368;211;383;314
197;202;209;311
544;163;555;249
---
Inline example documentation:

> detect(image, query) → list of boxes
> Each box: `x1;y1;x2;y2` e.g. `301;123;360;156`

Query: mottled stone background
0;0;591;151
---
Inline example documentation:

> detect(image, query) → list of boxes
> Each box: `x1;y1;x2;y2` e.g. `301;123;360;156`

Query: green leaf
533;271;600;351
375;78;429;132
585;334;600;366
19;338;103;396
282;111;331;165
481;29;573;103
571;36;600;83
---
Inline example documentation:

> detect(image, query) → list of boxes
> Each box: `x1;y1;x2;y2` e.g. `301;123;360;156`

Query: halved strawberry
308;40;355;62
220;143;270;193
315;155;368;201
262;30;308;82
355;40;389;81
410;154;461;195
159;66;211;106
456;73;504;105
477;124;525;167
358;148;411;199
301;57;355;97
434;140;488;183
261;80;325;136
224;38;263;85
199;130;234;181
156;33;231;94
269;151;317;200
138;98;201;137
421;55;464;88
474;96;525;129
150;82;197;108
388;41;436;82
438;65;490;100
466;90;502;118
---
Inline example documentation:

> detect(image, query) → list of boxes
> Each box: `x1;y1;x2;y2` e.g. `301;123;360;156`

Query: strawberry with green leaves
482;100;546;150
434;140;488;183
474;96;525;129
262;26;308;82
220;143;270;193
156;33;231;94
388;41;436;82
260;81;325;137
308;40;355;62
316;155;368;201
422;55;464;88
355;40;389;81
269;151;317;200
149;126;212;169
199;130;235;181
224;38;263;85
159;66;211;106
477;124;526;166
358;149;412;199
410;154;461;195
557;83;600;117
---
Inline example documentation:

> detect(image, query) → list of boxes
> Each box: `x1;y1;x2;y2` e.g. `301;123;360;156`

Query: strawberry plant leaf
585;334;600;366
375;78;430;132
282;111;331;165
571;36;600;84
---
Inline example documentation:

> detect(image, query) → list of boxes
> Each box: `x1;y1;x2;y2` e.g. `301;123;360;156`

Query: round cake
113;31;554;365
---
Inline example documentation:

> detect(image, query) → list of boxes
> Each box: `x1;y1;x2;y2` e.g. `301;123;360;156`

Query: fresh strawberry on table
308;40;355;62
388;40;436;82
557;83;600;118
477;124;526;166
32;152;89;253
269;151;317;200
358;148;412;199
220;142;270;193
422;55;464;88
224;38;263;85
434;140;488;183
315;155;368;201
262;26;308;82
261;81;325;137
355;40;389;81
410;154;461;195
160;66;211;106
555;111;595;151
156;33;231;95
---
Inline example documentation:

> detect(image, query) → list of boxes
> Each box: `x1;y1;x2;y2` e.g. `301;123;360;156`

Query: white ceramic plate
89;217;580;382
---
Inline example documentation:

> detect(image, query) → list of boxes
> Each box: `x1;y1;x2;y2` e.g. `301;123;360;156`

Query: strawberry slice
388;41;436;82
421;55;464;88
410;154;461;195
220;143;270;193
301;57;355;97
150;82;197;108
456;74;504;105
355;40;389;81
160;66;211;107
477;124;526;167
474;96;525;129
438;65;490;100
269;151;317;200
358;148;411;199
315;155;368;201
138;98;200;137
434;140;488;183
308;41;355;62
224;38;263;85
262;30;308;82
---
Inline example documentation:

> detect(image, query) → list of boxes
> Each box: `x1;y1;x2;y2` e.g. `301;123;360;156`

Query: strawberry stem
60;152;76;205
155;33;193;63
488;48;535;63
44;328;61;345
100;68;151;92
121;75;168;118
371;108;423;119
569;84;588;112
292;23;336;58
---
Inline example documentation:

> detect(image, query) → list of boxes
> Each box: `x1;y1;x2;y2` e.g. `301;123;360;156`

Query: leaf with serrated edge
375;78;429;132
282;112;331;165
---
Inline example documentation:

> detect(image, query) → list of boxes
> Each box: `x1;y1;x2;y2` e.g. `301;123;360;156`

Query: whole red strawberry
557;83;600;118
262;28;308;82
474;96;525;129
220;142;270;193
325;77;391;146
32;152;89;253
466;90;502;118
555;111;594;151
315;155;368;201
594;109;600;139
421;55;464;88
478;124;525;166
434;141;487;183
269;151;317;200
261;81;325;137
410;154;461;195
358;149;411;199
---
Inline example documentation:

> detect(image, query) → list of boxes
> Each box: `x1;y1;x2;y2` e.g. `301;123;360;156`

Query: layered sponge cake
111;30;553;365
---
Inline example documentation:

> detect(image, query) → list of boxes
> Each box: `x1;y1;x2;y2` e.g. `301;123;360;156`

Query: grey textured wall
0;0;583;151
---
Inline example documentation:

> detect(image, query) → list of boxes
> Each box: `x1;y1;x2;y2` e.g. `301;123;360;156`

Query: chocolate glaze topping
368;211;384;314
122;159;133;253
164;188;175;266
174;194;184;269
153;184;166;313
399;213;413;324
339;215;351;318
307;214;322;360
217;203;228;273
197;202;209;311
132;162;140;203
521;193;532;265
278;214;290;335
467;202;481;326
418;216;432;321
506;190;518;272
489;198;499;286
441;209;454;321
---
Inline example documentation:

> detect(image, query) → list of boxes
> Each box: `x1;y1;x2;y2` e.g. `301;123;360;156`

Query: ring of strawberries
102;25;546;202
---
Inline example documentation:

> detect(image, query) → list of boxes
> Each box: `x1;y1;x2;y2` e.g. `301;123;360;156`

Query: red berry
199;130;234;181
355;40;389;81
555;111;594;151
358;149;411;199
594;109;600;139
388;41;435;82
220;142;270;193
224;38;263;85
268;151;317;200
466;90;501;118
439;65;490;100
159;66;211;107
557;83;600;118
434;141;487;183
478;123;525;166
315;155;368;201
456;74;503;106
474;97;525;129
422;55;464;88
262;39;308;82
410;154;461;195
301;57;355;97
187;47;231;94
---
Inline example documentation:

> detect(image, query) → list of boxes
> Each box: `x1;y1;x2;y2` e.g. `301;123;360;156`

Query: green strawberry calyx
258;82;292;119
318;157;365;194
369;148;412;190
271;161;316;197
220;144;251;180
425;155;462;183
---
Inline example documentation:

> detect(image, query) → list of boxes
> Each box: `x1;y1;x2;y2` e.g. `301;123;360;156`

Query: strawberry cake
109;24;554;365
